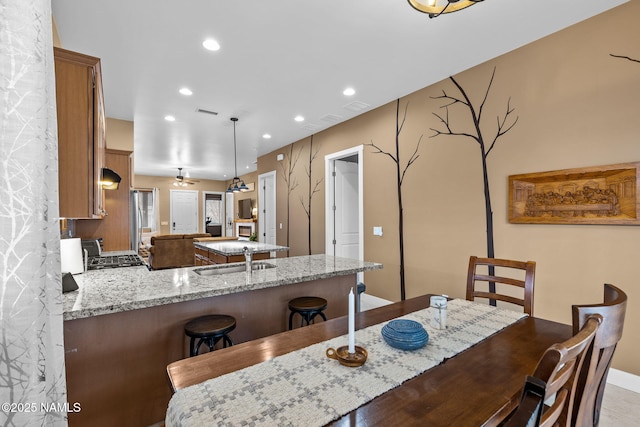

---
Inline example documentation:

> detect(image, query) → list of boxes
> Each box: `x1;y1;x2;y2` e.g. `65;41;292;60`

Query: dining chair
571;283;627;427
503;314;602;427
466;256;536;316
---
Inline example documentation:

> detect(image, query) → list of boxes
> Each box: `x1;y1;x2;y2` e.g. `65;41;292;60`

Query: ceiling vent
302;123;322;132
195;107;218;115
320;113;343;124
342;101;370;112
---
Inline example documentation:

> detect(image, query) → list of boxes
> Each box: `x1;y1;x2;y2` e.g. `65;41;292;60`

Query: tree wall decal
368;99;423;300
280;142;302;255
299;135;323;255
610;53;640;64
430;67;518;295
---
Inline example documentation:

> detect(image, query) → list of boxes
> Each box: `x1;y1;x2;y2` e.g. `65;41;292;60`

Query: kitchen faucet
243;246;253;273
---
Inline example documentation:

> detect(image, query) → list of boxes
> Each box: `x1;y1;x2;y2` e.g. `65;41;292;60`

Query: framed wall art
508;161;640;225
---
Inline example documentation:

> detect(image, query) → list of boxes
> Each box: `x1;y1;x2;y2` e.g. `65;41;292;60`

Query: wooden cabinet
55;47;106;219
75;149;132;251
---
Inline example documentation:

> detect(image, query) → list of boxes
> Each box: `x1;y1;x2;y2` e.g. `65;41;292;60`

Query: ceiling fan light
407;0;482;17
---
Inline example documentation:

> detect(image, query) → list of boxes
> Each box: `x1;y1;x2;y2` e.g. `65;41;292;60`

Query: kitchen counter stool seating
571;283;627;427
466;256;536;316
184;314;236;357
503;314;602;427
288;296;327;330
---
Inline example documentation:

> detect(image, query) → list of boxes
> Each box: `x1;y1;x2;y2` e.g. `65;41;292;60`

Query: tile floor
358;293;640;426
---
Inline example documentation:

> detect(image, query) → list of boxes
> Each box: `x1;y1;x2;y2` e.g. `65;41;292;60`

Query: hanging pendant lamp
226;117;249;193
407;0;483;18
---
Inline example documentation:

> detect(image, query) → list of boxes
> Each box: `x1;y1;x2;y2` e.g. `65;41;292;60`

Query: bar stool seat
288;296;327;330
184;314;236;357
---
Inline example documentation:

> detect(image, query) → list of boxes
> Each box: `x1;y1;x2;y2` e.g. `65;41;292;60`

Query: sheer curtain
0;0;68;425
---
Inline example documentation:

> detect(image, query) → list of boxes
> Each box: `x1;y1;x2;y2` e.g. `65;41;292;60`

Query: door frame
325;145;364;264
258;170;277;245
169;189;199;234
202;191;225;236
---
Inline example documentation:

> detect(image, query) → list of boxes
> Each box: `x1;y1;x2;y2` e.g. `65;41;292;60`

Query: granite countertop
63;254;382;321
194;240;289;256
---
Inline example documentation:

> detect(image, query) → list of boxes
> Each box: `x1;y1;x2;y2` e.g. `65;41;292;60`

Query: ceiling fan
172;168;199;186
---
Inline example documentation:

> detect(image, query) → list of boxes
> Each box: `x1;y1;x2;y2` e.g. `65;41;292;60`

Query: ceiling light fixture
202;38;221;51
407;0;483;18
164;115;176;122
343;87;356;96
262;133;271;139
179;88;193;96
226;118;249;193
294;115;305;122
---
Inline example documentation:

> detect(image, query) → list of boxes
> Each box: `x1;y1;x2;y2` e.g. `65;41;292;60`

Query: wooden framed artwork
508;161;640;225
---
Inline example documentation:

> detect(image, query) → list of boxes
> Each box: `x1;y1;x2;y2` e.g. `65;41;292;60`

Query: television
238;199;253;219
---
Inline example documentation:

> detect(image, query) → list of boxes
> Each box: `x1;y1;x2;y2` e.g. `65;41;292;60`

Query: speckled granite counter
193;240;289;255
63;254;382;321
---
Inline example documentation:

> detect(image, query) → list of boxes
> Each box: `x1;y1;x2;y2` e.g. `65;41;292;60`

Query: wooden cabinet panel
55;47;105;219
75;150;132;251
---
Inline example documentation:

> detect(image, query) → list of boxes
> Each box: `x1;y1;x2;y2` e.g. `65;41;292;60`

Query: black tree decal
368;99;422;300
430;67;518;280
299;135;323;255
280;142;302;255
610;53;640;64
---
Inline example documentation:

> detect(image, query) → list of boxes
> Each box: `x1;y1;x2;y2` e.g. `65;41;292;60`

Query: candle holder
326;345;368;367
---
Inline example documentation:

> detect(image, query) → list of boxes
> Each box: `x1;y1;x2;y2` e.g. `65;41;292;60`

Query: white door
258;171;277;245
225;192;234;237
325;146;363;264
334;159;359;258
170;190;198;234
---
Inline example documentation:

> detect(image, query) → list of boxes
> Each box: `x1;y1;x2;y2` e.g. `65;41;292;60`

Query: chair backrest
504;315;602;427
571;284;627;426
466;256;536;316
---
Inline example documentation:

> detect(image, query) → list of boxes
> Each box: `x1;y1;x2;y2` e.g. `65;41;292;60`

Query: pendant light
226;117;249;193
407;0;483;18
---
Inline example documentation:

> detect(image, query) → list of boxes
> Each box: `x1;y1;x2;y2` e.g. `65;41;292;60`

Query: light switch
279;223;283;229
373;226;383;236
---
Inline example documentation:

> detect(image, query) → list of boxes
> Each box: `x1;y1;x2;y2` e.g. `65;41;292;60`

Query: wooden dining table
167;295;572;426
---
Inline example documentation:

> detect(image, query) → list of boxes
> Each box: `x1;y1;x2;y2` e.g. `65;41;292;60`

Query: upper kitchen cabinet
54;47;106;219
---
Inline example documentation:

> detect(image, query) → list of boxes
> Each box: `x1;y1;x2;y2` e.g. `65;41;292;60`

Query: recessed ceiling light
164;115;176;122
262;133;271;139
179;87;193;96
294;115;305;122
343;87;356;96
202;39;220;51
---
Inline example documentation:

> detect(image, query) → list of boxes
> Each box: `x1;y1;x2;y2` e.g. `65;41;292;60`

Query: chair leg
223;335;233;348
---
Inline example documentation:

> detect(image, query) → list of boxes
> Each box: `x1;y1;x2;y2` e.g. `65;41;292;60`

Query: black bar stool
184;314;236;357
288;296;327;330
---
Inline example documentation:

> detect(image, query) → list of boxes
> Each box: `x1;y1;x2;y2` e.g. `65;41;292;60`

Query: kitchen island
193;239;289;265
63;254;381;427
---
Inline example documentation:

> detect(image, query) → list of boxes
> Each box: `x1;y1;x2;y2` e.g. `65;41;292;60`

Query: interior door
258;171;276;245
333;159;359;259
170;190;198;234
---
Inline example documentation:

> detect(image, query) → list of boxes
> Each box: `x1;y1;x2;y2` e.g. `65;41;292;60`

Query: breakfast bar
63;255;381;427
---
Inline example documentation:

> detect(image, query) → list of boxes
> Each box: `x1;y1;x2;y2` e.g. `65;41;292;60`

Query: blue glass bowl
381;319;429;350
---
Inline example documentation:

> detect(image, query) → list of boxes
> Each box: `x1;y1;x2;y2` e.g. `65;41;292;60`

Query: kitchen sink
194;261;276;276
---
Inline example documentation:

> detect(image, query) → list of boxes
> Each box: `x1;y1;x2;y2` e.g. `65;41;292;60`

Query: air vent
320;113;343;123
343;101;370;112
302;123;322;132
195;107;218;115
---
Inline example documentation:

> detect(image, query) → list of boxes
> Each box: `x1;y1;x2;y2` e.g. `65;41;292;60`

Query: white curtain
0;0;68;426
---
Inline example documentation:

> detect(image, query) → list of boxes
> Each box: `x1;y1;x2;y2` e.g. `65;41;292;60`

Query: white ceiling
51;0;628;181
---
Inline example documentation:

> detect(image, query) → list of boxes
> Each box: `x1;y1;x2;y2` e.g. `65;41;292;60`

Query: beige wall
134;175;227;235
106;118;134;151
257;2;640;375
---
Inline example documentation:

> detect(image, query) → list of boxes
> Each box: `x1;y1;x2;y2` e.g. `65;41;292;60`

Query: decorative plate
381;319;429;350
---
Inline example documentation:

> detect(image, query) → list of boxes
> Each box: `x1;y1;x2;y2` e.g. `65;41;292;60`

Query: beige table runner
166;299;526;427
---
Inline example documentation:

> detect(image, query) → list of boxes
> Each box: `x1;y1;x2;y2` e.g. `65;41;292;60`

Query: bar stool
184;314;236;357
288;296;327;330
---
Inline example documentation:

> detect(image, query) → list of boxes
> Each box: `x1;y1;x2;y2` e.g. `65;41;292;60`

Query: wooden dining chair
466;256;536;316
571;283;627;427
503;315;602;427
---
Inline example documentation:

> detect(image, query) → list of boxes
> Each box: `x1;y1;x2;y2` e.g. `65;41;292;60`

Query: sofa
148;233;210;270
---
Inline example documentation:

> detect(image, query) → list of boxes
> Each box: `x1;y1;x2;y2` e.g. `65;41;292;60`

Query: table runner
166;299;526;427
